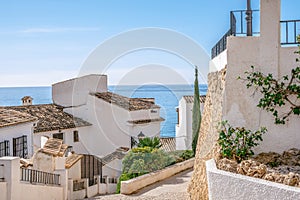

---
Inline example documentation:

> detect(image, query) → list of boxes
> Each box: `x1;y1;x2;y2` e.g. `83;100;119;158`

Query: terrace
211;6;300;59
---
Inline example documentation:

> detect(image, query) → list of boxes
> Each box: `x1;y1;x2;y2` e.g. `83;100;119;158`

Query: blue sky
0;0;299;86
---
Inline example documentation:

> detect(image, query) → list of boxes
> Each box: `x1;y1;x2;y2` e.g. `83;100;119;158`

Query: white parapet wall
206;159;300;200
121;158;194;195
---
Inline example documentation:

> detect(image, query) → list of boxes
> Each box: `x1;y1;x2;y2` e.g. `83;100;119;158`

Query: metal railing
73;179;85;191
89;177;97;186
108;177;117;184
211;9;259;59
230;10;260;36
281;20;300;45
20;168;60;186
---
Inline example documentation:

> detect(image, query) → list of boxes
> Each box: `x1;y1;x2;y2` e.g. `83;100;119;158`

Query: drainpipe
246;0;253;36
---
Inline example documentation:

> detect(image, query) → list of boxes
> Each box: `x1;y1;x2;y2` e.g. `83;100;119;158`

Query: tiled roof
41;138;66;156
183;95;206;104
65;153;83;169
91;92;160;111
0;108;37;128
100;147;129;165
4;104;91;133
127;117;165;124
160;137;176;152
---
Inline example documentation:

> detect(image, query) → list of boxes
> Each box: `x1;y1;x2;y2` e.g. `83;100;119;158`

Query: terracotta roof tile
183;95;206;104
41;138;64;156
0;108;37;128
92;92;160;111
4;104;91;133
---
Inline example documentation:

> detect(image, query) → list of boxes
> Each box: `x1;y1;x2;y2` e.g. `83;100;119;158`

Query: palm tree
137;136;162;149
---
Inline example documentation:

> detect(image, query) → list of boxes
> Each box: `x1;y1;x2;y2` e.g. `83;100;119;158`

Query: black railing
230;10;260;36
89;177;97;186
20;168;60;186
211;29;234;59
281;20;300;45
100;177;106;184
73;180;85;191
211;9;259;59
0;140;9;157
108;177;117;184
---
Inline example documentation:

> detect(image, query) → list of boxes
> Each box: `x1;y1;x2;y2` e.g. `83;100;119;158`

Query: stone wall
188;68;226;200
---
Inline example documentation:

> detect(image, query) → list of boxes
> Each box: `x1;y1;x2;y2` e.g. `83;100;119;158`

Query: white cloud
20;27;100;34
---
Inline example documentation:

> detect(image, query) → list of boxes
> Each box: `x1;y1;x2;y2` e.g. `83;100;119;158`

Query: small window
53;133;64;140
73;131;79;142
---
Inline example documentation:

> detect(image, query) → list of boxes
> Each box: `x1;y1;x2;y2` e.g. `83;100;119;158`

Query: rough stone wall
188;68;226;200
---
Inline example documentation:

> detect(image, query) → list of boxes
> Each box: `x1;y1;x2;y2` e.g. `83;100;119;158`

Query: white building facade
175;95;205;150
210;0;300;153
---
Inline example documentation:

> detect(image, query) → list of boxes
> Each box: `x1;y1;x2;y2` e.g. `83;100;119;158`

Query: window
73;131;79;142
0;140;9;157
53;133;64;140
13;135;28;158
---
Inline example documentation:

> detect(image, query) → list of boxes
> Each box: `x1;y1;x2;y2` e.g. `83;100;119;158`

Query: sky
0;0;299;87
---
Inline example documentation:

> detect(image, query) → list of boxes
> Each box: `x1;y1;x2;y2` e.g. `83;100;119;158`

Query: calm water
0;85;207;137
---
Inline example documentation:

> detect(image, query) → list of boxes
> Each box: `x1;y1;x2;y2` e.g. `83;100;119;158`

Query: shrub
218;120;267;162
137;136;162;149
122;147;175;174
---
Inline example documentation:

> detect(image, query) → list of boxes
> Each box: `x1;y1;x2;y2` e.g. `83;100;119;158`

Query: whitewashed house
175;95;205;150
0;73;164;192
0;108;38;158
4;102;92;156
53;74;164;157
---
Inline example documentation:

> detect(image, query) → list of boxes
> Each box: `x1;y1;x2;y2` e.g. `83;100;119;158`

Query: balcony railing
20;168;60;186
281;20;300;45
211;9;300;59
211;10;259;59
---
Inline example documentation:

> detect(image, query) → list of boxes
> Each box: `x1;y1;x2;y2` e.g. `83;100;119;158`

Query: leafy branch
239;36;300;124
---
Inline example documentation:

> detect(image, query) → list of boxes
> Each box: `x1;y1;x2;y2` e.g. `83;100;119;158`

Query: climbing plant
239;36;300;124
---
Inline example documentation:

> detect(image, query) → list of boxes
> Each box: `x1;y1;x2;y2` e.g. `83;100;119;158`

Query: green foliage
239;36;300;124
168;150;195;163
218;121;267;162
192;66;202;154
137;136;162;149
122;148;175;175
180;150;194;160
116;173;139;193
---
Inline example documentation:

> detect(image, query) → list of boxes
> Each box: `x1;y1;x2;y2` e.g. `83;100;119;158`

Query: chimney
21;96;33;106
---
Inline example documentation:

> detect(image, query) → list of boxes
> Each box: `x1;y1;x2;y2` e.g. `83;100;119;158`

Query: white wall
0;157;64;200
65;95;162;157
0;182;7;200
0;122;35;158
52;74;107;107
176;97;204;150
219;0;300;153
68;161;81;180
33;127;91;155
206;159;300;200
102;159;122;178
209;49;228;72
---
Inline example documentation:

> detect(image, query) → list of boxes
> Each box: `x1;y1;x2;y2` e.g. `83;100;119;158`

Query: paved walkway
87;168;193;200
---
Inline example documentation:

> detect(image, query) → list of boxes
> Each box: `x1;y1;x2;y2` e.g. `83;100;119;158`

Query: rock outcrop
188;68;226;200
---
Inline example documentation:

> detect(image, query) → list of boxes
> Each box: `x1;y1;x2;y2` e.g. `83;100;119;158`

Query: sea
0;85;207;137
